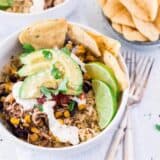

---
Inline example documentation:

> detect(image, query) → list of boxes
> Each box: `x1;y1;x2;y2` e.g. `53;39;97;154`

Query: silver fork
105;52;154;160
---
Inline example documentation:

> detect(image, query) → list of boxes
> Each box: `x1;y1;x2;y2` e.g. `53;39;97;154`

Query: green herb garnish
58;79;68;93
68;101;76;112
34;104;43;112
42;50;52;60
51;64;62;79
155;124;160;131
61;47;71;56
40;86;53;99
22;43;35;54
40;86;58;98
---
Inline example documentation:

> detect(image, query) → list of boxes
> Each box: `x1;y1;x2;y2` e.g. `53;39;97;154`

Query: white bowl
0;0;77;38
0;22;129;158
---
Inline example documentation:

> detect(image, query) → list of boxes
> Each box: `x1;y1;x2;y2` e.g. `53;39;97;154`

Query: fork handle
105;110;128;160
124;110;134;160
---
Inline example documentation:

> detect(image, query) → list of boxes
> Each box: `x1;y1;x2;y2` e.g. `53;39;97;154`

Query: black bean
83;82;92;93
0;102;3;111
9;75;18;82
12;127;29;139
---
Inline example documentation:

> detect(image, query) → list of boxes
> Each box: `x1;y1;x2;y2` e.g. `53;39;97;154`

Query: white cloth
0;0;160;159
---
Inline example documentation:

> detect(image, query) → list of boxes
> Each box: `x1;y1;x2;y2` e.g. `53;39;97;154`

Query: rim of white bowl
0;0;70;16
0;21;129;152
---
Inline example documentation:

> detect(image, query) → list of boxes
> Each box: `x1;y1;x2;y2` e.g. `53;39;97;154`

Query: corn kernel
86;55;96;62
24;114;31;123
5;83;13;91
57;119;64;124
55;111;63;118
31;127;39;134
10;117;20;126
78;104;86;111
29;133;39;142
76;45;86;55
64;111;70;118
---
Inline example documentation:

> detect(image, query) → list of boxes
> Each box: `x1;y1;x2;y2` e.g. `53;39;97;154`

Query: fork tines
121;51;154;101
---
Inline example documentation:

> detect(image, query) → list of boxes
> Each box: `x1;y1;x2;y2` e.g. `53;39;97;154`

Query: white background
0;0;160;159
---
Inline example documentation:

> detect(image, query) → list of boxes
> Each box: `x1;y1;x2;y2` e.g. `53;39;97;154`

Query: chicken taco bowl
0;19;129;155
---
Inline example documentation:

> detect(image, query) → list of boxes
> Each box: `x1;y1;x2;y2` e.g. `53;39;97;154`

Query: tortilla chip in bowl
0;19;129;156
98;0;160;48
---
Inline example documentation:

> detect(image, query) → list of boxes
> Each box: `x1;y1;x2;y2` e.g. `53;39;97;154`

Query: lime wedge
85;62;118;97
92;80;116;129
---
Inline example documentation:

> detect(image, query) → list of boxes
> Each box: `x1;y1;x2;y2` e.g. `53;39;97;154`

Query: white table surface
0;0;160;160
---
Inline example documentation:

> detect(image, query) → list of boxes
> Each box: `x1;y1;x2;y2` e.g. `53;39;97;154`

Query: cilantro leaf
68;101;76;112
61;47;71;56
40;86;52;99
58;79;68;93
51;64;62;79
22;43;35;54
42;50;52;60
155;124;160;131
34;104;43;112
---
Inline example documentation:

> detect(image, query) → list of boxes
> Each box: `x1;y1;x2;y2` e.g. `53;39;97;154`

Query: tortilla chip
136;0;158;21
19;19;68;49
120;0;151;21
68;24;101;57
87;31;121;56
112;23;122;33
103;51;129;91
155;7;160;32
132;16;159;41
98;0;107;6
102;0;124;19
111;8;135;28
122;25;148;41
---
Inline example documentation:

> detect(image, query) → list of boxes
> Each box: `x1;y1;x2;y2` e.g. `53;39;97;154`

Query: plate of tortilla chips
98;0;160;47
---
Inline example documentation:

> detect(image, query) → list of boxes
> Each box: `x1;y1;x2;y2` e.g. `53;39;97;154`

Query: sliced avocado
18;61;52;77
19;49;83;98
0;0;13;9
20;49;54;65
20;70;57;99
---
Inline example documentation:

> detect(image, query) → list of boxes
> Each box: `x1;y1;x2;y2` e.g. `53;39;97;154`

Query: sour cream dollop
12;82;37;110
30;0;45;13
43;101;79;145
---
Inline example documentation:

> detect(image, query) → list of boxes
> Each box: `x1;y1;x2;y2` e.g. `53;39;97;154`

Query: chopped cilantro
51;64;62;79
34;104;43;112
61;47;71;56
22;43;35;54
68;101;76;112
40;86;52;99
155;124;160;131
58;79;68;93
42;50;52;60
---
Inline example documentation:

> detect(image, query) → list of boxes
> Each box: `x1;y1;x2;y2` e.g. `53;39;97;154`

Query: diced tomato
52;94;70;106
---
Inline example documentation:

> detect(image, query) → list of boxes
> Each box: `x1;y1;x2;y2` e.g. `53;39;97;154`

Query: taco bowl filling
0;19;129;147
0;0;64;13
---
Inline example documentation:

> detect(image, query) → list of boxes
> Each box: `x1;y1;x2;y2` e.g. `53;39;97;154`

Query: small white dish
0;0;77;38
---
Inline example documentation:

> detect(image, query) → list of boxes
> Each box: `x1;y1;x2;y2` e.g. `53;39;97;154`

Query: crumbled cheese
30;0;45;13
71;53;86;72
71;97;86;105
